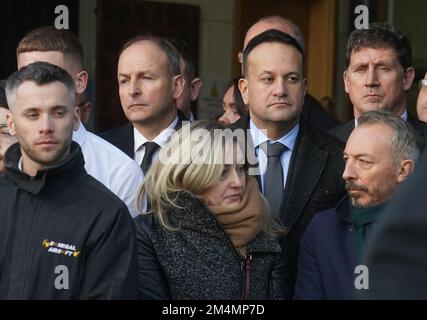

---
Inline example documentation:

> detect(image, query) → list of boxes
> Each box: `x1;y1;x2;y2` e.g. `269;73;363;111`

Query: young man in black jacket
0;62;138;299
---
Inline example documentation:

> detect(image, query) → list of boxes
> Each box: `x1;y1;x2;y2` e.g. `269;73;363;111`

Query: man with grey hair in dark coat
295;110;421;299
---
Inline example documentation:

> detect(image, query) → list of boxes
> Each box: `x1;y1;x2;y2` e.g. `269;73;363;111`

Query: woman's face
202;145;246;207
219;86;241;125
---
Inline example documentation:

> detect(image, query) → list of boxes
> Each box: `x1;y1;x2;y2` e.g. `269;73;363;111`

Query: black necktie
261;141;288;215
140;142;160;175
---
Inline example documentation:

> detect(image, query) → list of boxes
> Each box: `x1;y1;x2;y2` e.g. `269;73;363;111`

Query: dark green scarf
350;201;389;262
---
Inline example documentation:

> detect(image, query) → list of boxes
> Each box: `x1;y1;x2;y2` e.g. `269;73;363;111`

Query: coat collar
335;195;352;224
280;119;330;227
176;109;189;129
336;111;426;144
117;122;135;159
233;114;334;228
131;109;188;158
4;141;86;195
407;112;427;143
169;191;281;254
112;109;188;159
333;121;355;142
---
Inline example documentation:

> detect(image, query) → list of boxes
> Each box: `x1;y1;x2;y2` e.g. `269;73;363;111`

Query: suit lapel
281;122;328;228
235;114;330;225
246;129;262;190
112;111;186;161
176;110;189;130
336;121;355;142
408;113;426;140
121;122;135;159
234;113;263;191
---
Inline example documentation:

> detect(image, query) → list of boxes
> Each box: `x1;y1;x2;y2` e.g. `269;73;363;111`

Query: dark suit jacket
233;115;346;298
302;94;341;131
328;112;427;145
361;152;427;299
99;111;188;159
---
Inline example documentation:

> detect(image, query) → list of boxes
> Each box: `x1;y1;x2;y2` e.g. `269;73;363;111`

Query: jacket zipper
19;196;41;299
240;253;252;300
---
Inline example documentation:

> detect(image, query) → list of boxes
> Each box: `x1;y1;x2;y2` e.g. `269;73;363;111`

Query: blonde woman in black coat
134;120;287;300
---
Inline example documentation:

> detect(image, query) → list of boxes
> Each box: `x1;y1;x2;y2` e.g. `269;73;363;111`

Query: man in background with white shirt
17;26;143;217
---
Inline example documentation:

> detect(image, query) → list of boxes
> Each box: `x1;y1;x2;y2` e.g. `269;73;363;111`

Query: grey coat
134;192;286;300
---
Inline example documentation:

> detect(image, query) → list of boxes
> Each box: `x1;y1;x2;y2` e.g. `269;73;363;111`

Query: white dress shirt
133;116;179;166
73;122;144;217
249;120;299;192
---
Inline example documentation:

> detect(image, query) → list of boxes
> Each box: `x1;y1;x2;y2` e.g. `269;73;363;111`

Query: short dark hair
226;76;246;117
17;26;84;68
6;61;76;108
0;80;8;109
242;29;304;77
120;34;181;77
167;37;197;81
346;23;412;70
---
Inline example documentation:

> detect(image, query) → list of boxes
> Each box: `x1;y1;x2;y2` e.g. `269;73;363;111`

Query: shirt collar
188;112;195;122
18;156;23;171
249;119;299;151
401;109;408;121
134;116;179;153
72;121;86;145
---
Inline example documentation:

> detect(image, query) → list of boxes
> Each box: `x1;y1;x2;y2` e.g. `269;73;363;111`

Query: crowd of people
0;14;427;300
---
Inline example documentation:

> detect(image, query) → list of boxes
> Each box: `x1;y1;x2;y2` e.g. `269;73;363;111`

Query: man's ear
237;51;243;64
343;70;350;94
396;159;415;183
73;106;81;130
238;77;249;105
302;78;308;104
6;112;16;136
75;70;88;95
403;67;415;91
172;75;185;100
190;78;202;101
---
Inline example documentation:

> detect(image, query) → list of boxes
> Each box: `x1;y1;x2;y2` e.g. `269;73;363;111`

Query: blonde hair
137;120;287;238
137;121;233;230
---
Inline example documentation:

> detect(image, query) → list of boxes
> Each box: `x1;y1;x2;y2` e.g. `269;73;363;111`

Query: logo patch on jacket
42;239;81;257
